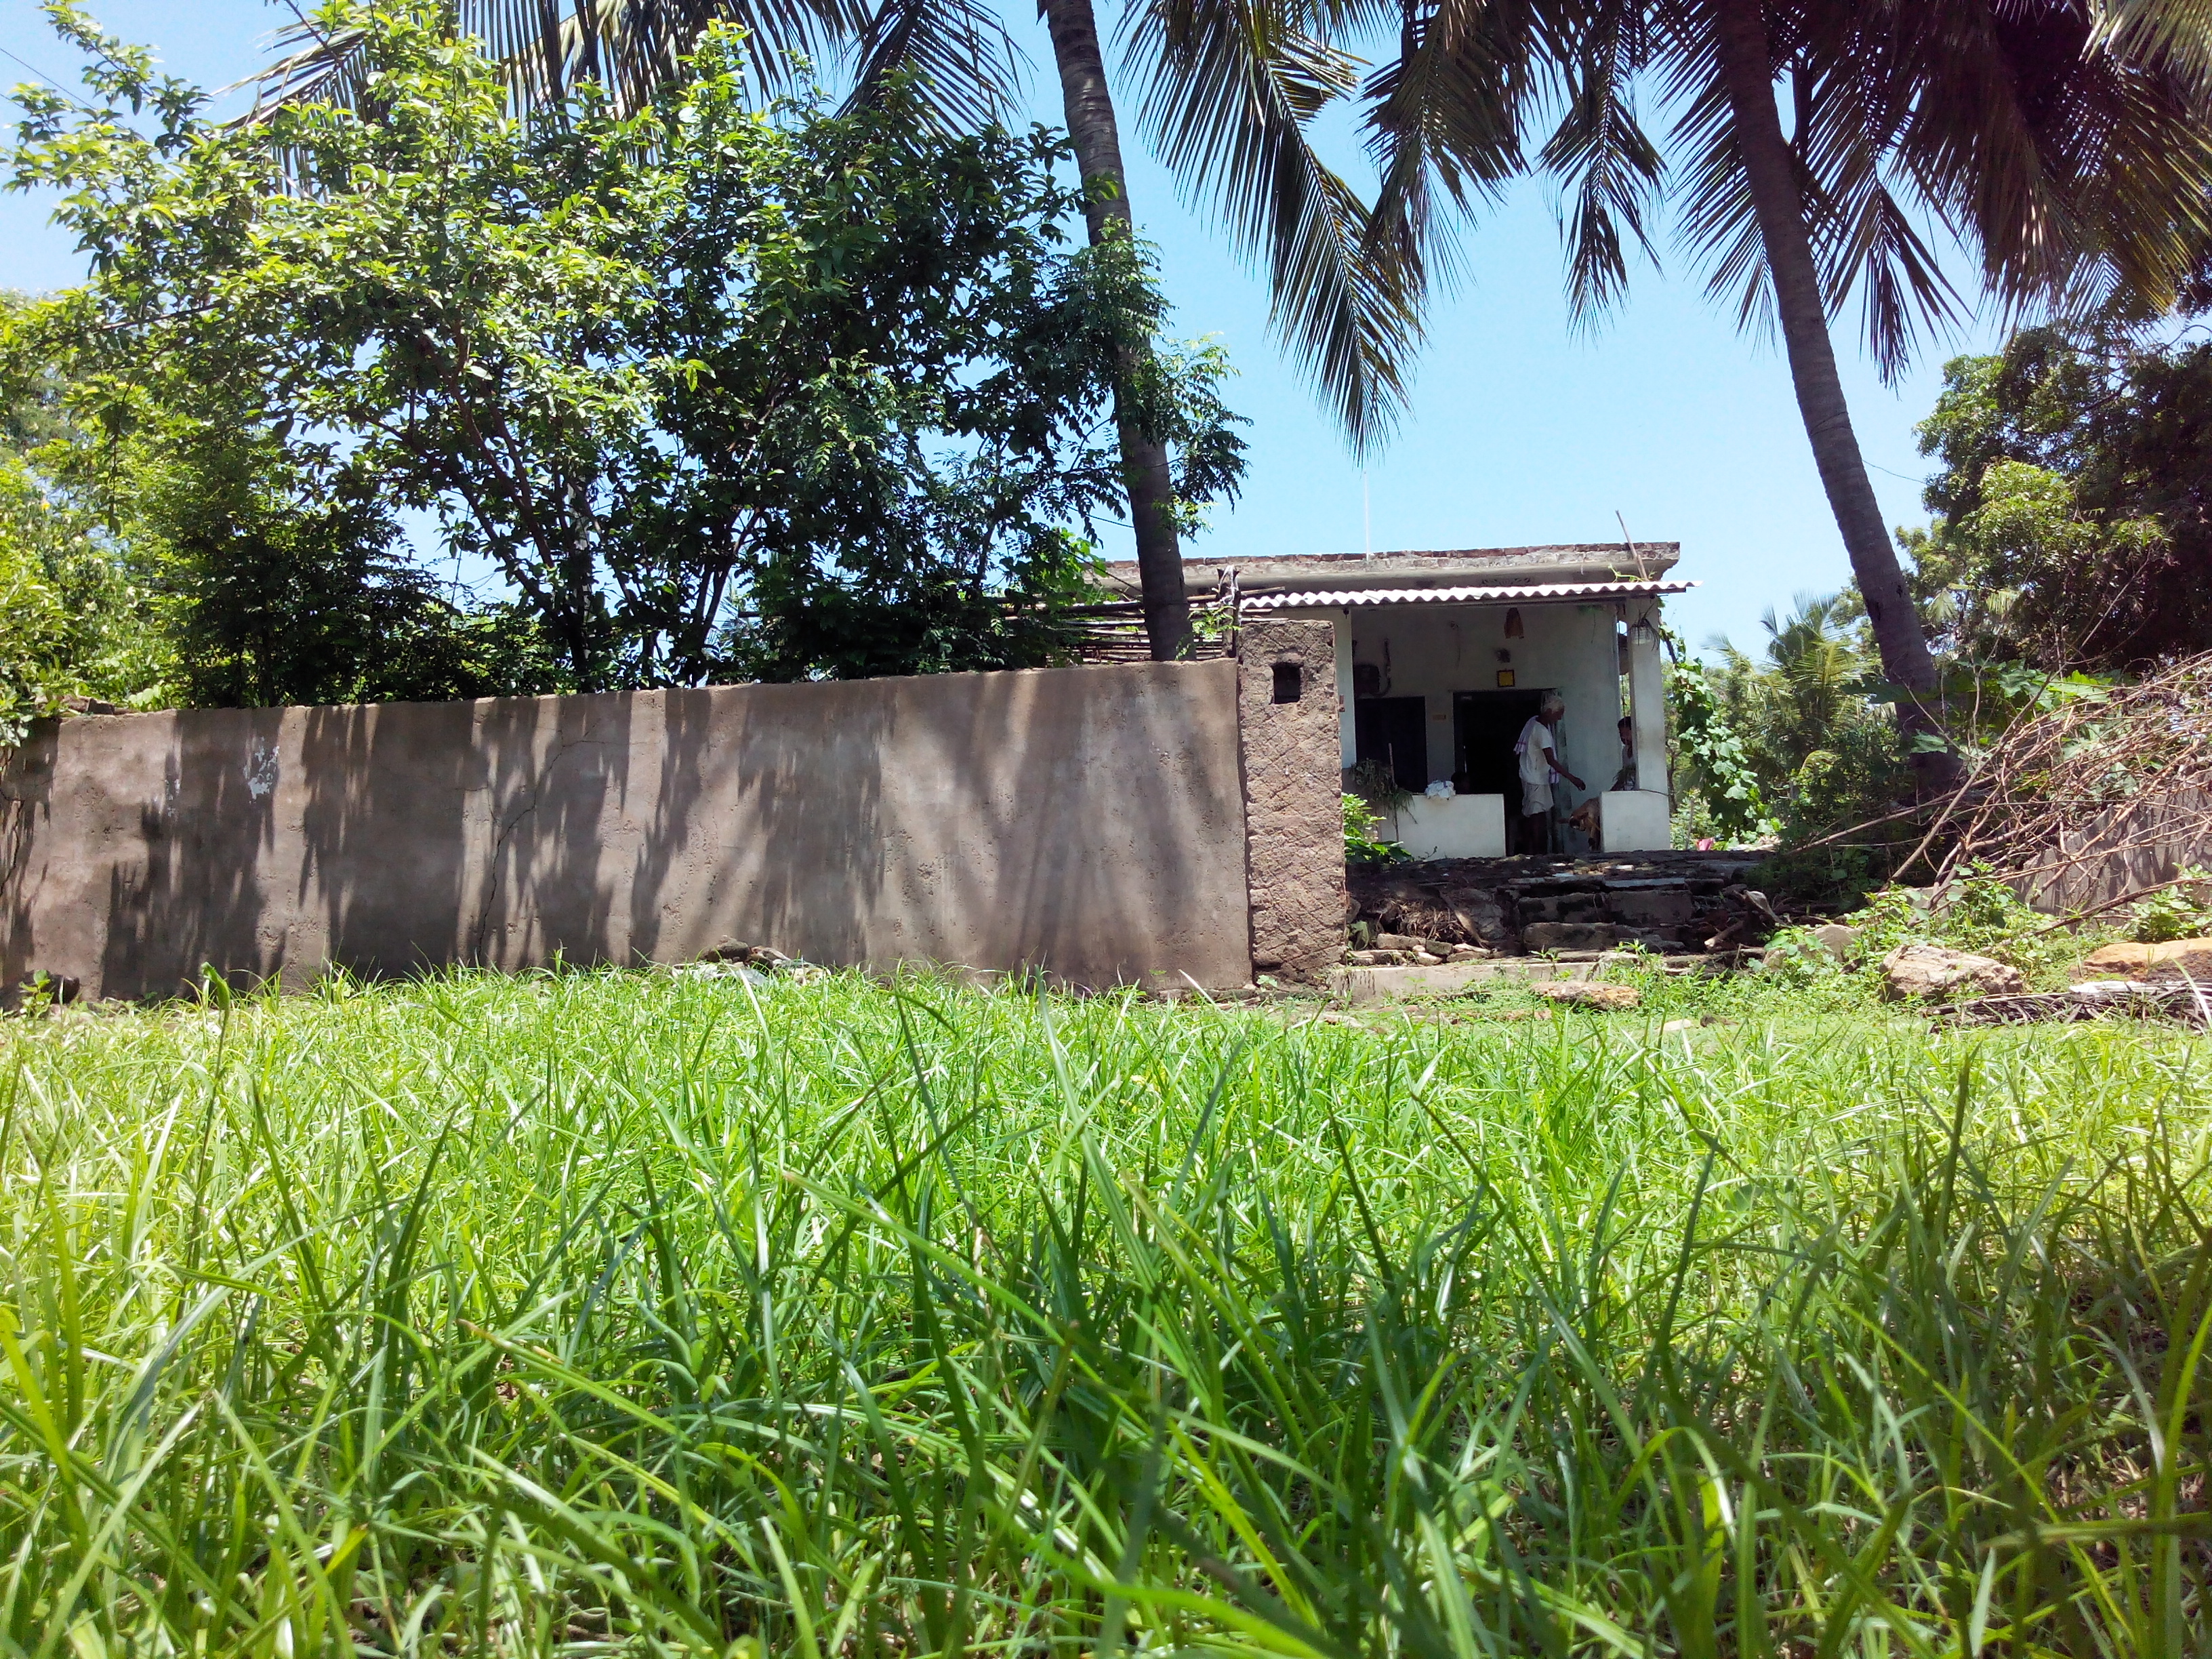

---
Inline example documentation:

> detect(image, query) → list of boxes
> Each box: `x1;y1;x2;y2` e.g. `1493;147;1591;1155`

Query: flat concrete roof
1099;541;1680;598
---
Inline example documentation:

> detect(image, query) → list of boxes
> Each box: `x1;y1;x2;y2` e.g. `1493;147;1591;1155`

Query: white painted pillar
1333;613;1356;771
1627;604;1668;798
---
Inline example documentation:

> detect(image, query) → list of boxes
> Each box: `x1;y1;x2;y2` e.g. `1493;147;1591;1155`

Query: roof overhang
1097;541;1681;598
1242;577;1696;613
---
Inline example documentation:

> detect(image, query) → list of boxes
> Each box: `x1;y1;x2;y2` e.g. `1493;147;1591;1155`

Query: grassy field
1;964;2206;1658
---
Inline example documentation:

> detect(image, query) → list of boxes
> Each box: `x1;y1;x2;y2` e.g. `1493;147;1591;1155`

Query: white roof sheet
1240;577;1696;611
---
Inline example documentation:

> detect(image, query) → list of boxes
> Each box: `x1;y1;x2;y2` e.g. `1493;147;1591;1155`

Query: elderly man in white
1513;694;1584;855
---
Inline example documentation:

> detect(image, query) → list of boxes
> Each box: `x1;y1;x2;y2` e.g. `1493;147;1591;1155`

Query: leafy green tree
262;0;2212;696
0;294;168;740
257;0;1416;663
1702;592;1906;838
1665;655;1774;845
13;4;1244;692
135;421;560;710
1904;325;2212;672
0;470;79;745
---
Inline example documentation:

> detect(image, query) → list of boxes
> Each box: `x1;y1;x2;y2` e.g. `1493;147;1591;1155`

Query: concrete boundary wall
2018;787;2212;914
2;661;1261;1000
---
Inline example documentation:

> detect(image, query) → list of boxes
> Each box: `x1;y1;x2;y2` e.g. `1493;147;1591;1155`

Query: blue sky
0;0;2009;658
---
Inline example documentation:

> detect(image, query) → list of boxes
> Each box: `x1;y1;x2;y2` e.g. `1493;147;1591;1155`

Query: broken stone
1811;923;1858;962
1727;886;1782;926
1445;944;1488;962
1535;981;1641;1010
2076;937;2212;982
1607;889;1696;927
699;939;792;967
1881;943;2024;1001
1523;922;1622;954
1761;922;1860;972
1439;886;1512;947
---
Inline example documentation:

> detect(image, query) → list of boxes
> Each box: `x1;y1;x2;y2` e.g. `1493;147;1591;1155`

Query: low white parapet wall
1601;789;1673;852
1391;794;1508;859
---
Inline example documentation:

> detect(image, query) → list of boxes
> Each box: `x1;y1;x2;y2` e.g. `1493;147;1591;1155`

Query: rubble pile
1897;650;2212;905
677;941;827;983
1942;979;2210;1028
1346;851;1772;960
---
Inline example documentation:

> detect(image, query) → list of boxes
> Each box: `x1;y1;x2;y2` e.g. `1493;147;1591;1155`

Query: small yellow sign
1496;668;1516;688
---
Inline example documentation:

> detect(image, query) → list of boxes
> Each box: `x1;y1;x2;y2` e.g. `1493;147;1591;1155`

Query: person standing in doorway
1514;695;1583;854
1612;714;1637;792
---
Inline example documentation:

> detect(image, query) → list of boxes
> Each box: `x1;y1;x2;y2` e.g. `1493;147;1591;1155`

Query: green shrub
1343;790;1406;865
2130;867;2212;943
1843;865;2096;985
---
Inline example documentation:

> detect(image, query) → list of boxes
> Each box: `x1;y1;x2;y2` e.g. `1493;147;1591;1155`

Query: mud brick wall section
1237;619;1348;981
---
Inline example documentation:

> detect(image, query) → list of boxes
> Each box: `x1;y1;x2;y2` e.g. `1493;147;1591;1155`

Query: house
1102;541;1693;855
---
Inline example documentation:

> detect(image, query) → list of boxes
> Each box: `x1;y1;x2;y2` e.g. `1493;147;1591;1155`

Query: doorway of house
1453;689;1546;818
1354;696;1429;792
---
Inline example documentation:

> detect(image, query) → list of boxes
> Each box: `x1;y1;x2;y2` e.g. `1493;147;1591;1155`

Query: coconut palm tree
256;0;1422;661
1360;0;2212;788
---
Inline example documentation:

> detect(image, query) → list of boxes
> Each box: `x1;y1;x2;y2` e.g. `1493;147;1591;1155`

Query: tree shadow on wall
65;661;1246;1000
0;724;57;996
659;663;1246;987
97;708;287;1000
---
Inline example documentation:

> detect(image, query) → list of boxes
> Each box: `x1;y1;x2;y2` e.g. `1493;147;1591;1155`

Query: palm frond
1124;0;1422;451
1661;26;1782;343
1813;0;2212;329
247;0;861;125
1787;41;1964;382
1537;3;1664;323
2091;0;2212;94
843;0;1023;129
1357;0;1536;310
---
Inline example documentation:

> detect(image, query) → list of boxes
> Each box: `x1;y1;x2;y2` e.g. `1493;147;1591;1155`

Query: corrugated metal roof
1240;577;1696;611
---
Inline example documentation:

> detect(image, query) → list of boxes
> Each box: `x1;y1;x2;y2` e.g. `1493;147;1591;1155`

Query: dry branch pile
1906;652;2212;910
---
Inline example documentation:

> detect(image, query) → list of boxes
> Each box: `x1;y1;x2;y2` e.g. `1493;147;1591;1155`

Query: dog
1566;796;1602;851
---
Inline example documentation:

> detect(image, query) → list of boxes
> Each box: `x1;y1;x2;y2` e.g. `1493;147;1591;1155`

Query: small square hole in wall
1271;662;1303;703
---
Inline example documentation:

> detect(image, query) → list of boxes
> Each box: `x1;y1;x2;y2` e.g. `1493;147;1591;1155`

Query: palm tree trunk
1711;0;1954;792
1038;0;1191;661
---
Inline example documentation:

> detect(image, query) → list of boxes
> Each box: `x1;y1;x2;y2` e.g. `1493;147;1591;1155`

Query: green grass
1;966;2207;1658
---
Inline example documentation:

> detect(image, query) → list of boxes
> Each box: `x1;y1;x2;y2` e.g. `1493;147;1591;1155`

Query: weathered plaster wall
1237;619;1347;981
0;662;1253;1000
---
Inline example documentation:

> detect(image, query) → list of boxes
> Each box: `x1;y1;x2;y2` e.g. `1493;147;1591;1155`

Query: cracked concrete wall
0;662;1251;1000
1237;619;1347;981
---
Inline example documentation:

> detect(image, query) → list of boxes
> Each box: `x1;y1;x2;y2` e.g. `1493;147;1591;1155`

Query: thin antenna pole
1615;510;1647;581
1363;470;1372;558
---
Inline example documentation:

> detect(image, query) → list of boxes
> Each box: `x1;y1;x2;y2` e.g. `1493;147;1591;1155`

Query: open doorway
1354;696;1429;791
1453;689;1545;815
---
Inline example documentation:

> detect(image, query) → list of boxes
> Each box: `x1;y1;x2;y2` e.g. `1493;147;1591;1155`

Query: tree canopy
4;2;1244;699
1905;324;2212;674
